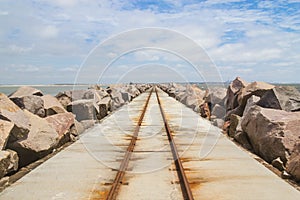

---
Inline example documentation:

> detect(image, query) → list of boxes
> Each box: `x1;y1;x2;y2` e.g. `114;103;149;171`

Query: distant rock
42;95;67;116
226;81;274;119
9;86;43;98
226;77;248;111
241;105;300;164
97;97;111;119
10;95;45;117
207;87;227;106
67;99;97;121
243;95;260;116
257;86;300;112
211;104;226;119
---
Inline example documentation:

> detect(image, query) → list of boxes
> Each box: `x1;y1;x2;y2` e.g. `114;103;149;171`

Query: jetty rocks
0;84;151;185
160;78;300;183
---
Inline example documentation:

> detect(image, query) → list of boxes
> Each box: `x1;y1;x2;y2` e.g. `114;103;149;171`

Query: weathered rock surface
212;118;224;128
97;97;111;119
9;86;43;98
229;114;241;137
226;82;274;119
242;95;260;116
0;120;14;150
42;95;67;116
211;104;226;119
67;99;97;121
233;131;252;150
10;95;45;117
109;88;125;111
0;150;18;178
257;86;300;112
46;113;74;137
287;143;300;181
7;110;61;167
207;87;227;106
55;94;71;109
0;93;30;141
241;105;300;164
226;77;248;111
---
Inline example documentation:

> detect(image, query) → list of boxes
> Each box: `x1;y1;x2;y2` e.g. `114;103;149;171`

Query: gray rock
233;131;252;150
257;86;300;112
211;104;226;119
121;91;132;102
97;97;111;119
241;105;300;164
67;99;97;121
212;118;224;128
110;89;125;111
243;95;260;116
10;95;45;117
207;87;227;106
226;77;248;111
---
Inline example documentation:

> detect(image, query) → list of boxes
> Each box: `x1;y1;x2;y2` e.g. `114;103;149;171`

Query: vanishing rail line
106;87;154;200
155;87;194;200
106;86;194;200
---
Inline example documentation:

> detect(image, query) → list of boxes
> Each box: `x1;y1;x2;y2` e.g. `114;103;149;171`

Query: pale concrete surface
117;91;182;200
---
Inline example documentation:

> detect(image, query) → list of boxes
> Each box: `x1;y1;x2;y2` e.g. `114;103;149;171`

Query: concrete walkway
0;88;299;199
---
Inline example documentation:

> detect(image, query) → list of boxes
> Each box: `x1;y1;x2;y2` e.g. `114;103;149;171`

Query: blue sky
0;0;300;84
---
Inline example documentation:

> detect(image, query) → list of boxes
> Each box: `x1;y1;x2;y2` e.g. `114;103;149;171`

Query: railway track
104;86;194;200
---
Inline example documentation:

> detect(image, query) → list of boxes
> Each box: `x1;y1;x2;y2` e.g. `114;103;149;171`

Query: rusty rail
155;87;194;200
106;88;153;200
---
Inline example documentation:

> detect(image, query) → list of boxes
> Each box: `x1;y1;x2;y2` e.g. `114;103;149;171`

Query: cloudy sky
1;0;300;84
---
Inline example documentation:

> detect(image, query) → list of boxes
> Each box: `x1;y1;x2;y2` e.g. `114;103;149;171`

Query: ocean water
0;85;89;96
1;83;299;97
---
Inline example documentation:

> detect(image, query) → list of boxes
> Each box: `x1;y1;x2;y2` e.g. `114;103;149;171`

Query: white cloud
9;44;33;53
0;0;299;83
39;25;59;39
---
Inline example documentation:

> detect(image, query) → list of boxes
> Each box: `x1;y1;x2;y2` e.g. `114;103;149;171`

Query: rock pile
0;83;151;186
159;83;227;125
160;79;300;183
224;77;300;182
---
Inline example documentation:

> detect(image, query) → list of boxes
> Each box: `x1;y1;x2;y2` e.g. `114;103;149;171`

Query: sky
0;0;300;84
